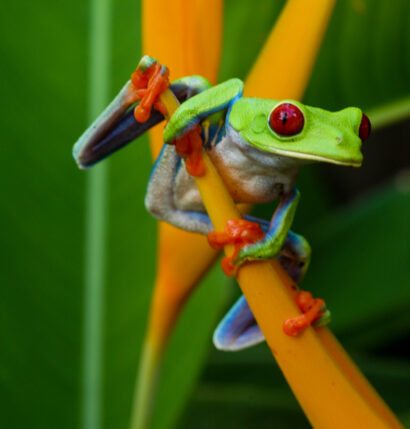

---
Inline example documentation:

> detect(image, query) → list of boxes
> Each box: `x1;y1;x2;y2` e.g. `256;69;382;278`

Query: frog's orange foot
130;60;170;123
172;126;205;176
283;290;328;336
207;219;265;277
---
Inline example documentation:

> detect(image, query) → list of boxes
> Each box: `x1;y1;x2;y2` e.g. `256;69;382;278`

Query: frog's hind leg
213;295;264;351
145;79;245;235
145;144;213;234
213;227;311;351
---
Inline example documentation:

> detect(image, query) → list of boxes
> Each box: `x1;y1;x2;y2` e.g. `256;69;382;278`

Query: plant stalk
82;0;111;428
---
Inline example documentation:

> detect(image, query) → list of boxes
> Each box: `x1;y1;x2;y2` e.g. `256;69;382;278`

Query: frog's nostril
359;113;371;141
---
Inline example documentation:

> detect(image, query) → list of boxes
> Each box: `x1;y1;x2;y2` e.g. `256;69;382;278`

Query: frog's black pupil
282;113;288;125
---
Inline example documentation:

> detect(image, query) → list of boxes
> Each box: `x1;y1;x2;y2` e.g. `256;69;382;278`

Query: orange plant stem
159;88;401;429
245;0;336;99
272;259;403;428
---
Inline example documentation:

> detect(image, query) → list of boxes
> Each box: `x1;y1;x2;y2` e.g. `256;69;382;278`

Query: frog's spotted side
73;68;370;350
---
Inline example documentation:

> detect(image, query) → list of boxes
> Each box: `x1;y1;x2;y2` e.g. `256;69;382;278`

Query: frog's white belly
173;135;300;212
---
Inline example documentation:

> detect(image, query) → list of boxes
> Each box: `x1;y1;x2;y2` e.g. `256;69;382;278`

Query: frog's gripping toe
283;291;329;336
207;219;265;277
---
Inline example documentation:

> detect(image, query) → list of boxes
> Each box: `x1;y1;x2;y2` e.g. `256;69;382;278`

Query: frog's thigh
173;165;205;212
213;295;264;351
145;144;212;234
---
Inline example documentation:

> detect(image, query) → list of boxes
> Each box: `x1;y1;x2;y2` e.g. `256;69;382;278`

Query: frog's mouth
256;148;363;167
228;123;364;168
73;80;200;169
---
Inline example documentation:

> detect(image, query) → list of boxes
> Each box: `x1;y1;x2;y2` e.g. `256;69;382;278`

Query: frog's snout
359;113;371;142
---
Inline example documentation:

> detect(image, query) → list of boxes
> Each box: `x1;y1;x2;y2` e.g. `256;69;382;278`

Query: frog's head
228;98;371;167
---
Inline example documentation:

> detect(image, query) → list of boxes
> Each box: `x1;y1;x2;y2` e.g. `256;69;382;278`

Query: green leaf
303;182;410;333
0;0;87;427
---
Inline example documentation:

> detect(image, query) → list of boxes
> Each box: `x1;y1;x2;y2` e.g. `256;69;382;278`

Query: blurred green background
1;0;409;428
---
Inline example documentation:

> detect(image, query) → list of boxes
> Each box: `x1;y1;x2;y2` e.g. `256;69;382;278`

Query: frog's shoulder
163;79;244;143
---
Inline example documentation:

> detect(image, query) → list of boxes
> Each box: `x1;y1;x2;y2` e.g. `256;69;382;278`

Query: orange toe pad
131;62;170;123
207;219;265;277
283;290;326;336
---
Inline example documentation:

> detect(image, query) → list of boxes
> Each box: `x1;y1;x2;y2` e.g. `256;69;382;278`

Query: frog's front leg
235;188;300;266
145;78;245;233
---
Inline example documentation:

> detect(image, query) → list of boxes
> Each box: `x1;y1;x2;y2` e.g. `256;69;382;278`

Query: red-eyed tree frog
73;56;371;350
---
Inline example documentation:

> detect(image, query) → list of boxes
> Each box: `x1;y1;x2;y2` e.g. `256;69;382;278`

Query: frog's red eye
269;103;305;136
359;113;371;141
